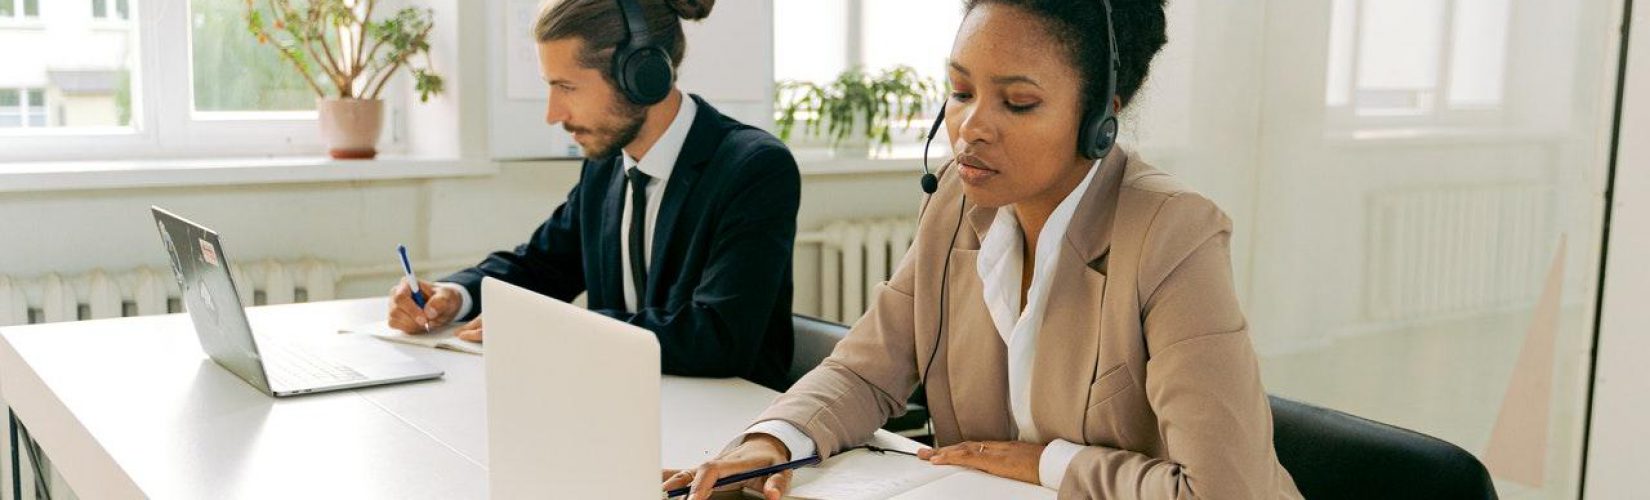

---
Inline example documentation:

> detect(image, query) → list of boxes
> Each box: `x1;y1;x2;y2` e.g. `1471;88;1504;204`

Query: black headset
919;0;1121;195
612;0;675;106
913;0;1121;424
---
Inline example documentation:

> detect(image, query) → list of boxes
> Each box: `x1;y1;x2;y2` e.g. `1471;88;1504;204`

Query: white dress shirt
440;95;698;318
748;159;1103;491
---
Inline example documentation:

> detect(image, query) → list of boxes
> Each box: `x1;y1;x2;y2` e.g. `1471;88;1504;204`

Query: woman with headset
666;1;1301;498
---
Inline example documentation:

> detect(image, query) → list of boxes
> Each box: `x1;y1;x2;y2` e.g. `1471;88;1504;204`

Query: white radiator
1365;184;1553;322
0;259;339;327
796;218;918;323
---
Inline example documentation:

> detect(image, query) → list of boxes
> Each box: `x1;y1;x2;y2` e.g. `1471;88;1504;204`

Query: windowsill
790;144;940;177
0;18;44;29
1323;126;1551;147
0;156;500;193
90;20;131;30
796;157;926;176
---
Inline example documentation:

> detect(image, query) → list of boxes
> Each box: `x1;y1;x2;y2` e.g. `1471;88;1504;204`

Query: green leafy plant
244;0;444;102
775;66;943;151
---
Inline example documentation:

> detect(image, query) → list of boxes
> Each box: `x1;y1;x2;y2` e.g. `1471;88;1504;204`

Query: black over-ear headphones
918;0;1121;194
612;0;674;106
910;0;1121;433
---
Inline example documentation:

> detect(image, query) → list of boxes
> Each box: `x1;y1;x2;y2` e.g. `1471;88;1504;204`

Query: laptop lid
482;277;660;499
151;206;274;394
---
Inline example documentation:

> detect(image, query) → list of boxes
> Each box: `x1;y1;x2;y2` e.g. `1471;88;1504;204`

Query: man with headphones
385;0;799;392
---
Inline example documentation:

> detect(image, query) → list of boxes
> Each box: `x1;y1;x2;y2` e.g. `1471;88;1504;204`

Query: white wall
0;162;920;302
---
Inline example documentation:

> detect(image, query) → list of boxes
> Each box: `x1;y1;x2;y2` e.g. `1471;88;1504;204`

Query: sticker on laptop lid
199;238;220;267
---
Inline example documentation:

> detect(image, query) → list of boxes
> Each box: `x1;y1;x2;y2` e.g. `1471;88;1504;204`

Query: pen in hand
665;455;822;499
397;244;429;331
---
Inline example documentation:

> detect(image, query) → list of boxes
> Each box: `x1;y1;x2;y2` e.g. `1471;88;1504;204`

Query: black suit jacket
442;95;798;390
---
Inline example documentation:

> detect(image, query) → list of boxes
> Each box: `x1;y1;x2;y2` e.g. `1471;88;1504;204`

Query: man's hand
387;279;462;334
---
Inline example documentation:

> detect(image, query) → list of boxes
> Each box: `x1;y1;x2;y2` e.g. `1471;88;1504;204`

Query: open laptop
483;277;661;498
151;206;444;397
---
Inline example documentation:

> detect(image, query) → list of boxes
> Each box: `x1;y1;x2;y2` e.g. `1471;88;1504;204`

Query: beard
566;95;648;160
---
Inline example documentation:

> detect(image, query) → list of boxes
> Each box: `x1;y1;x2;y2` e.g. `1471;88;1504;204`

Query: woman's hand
662;434;793;500
919;440;1045;485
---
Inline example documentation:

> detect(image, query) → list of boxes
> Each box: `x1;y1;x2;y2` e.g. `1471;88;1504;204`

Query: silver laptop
483;277;660;498
151;206;444;397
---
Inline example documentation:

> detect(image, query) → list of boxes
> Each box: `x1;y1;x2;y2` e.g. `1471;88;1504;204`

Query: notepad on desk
339;321;484;355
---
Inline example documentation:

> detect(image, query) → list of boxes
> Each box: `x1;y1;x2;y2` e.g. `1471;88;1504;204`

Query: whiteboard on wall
488;0;775;160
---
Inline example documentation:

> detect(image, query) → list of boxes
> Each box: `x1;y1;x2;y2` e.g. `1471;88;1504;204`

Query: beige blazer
758;149;1302;499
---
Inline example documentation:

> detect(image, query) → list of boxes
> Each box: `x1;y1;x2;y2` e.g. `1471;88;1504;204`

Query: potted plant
245;0;444;159
775;66;943;159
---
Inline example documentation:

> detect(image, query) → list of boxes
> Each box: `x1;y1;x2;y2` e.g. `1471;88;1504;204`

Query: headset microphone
919;105;947;195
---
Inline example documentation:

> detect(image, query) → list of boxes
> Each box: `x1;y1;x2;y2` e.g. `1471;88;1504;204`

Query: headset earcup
1078;111;1119;159
616;47;674;106
1095;116;1118;157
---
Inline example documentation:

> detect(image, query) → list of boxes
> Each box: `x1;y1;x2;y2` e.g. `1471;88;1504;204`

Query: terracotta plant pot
317;98;384;159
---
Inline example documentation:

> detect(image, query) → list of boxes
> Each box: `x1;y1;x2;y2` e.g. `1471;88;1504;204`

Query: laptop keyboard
263;342;368;389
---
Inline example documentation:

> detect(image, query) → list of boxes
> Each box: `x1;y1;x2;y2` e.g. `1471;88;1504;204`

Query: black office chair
793;315;1496;496
789;314;931;440
1269;395;1498;499
788;314;849;386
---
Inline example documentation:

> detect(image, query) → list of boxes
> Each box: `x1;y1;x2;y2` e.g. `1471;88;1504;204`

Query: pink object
1482;236;1566;487
318;98;384;160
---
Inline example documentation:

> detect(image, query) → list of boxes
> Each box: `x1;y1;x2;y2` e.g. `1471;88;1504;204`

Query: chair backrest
789;314;851;387
1269;395;1498;499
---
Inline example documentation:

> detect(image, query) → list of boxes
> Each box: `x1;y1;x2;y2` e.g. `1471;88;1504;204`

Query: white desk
0;299;1050;499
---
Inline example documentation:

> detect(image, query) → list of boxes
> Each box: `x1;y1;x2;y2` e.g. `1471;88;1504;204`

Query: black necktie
625;167;650;310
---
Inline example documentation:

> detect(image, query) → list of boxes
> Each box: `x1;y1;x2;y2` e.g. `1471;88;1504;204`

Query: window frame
24;88;45;127
1323;0;1515;134
0;88;22;127
0;0;408;162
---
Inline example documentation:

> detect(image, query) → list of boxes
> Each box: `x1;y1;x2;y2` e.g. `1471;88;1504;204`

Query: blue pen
397;245;427;309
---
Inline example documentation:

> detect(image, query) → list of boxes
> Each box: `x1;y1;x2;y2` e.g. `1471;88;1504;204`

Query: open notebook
339;321;484;355
784;434;1053;500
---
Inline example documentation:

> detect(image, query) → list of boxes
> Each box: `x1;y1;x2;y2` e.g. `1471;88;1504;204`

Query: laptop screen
152;207;273;394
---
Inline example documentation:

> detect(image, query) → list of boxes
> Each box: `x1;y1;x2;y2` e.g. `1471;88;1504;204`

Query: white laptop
152;206;444;397
483;277;661;499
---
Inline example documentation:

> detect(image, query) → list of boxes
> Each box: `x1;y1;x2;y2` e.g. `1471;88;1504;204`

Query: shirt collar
980;158;1105;270
1038;158;1103;266
621;94;698;181
975;159;1104;341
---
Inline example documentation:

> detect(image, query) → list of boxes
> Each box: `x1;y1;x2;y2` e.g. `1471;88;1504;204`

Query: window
773;0;961;156
773;0;848;84
0;0;136;132
26;88;45;126
1324;0;1512;128
1;0;40;19
92;0;129;20
0;89;20;126
188;0;315;113
1;0;350;161
774;0;960;85
0;89;54;128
